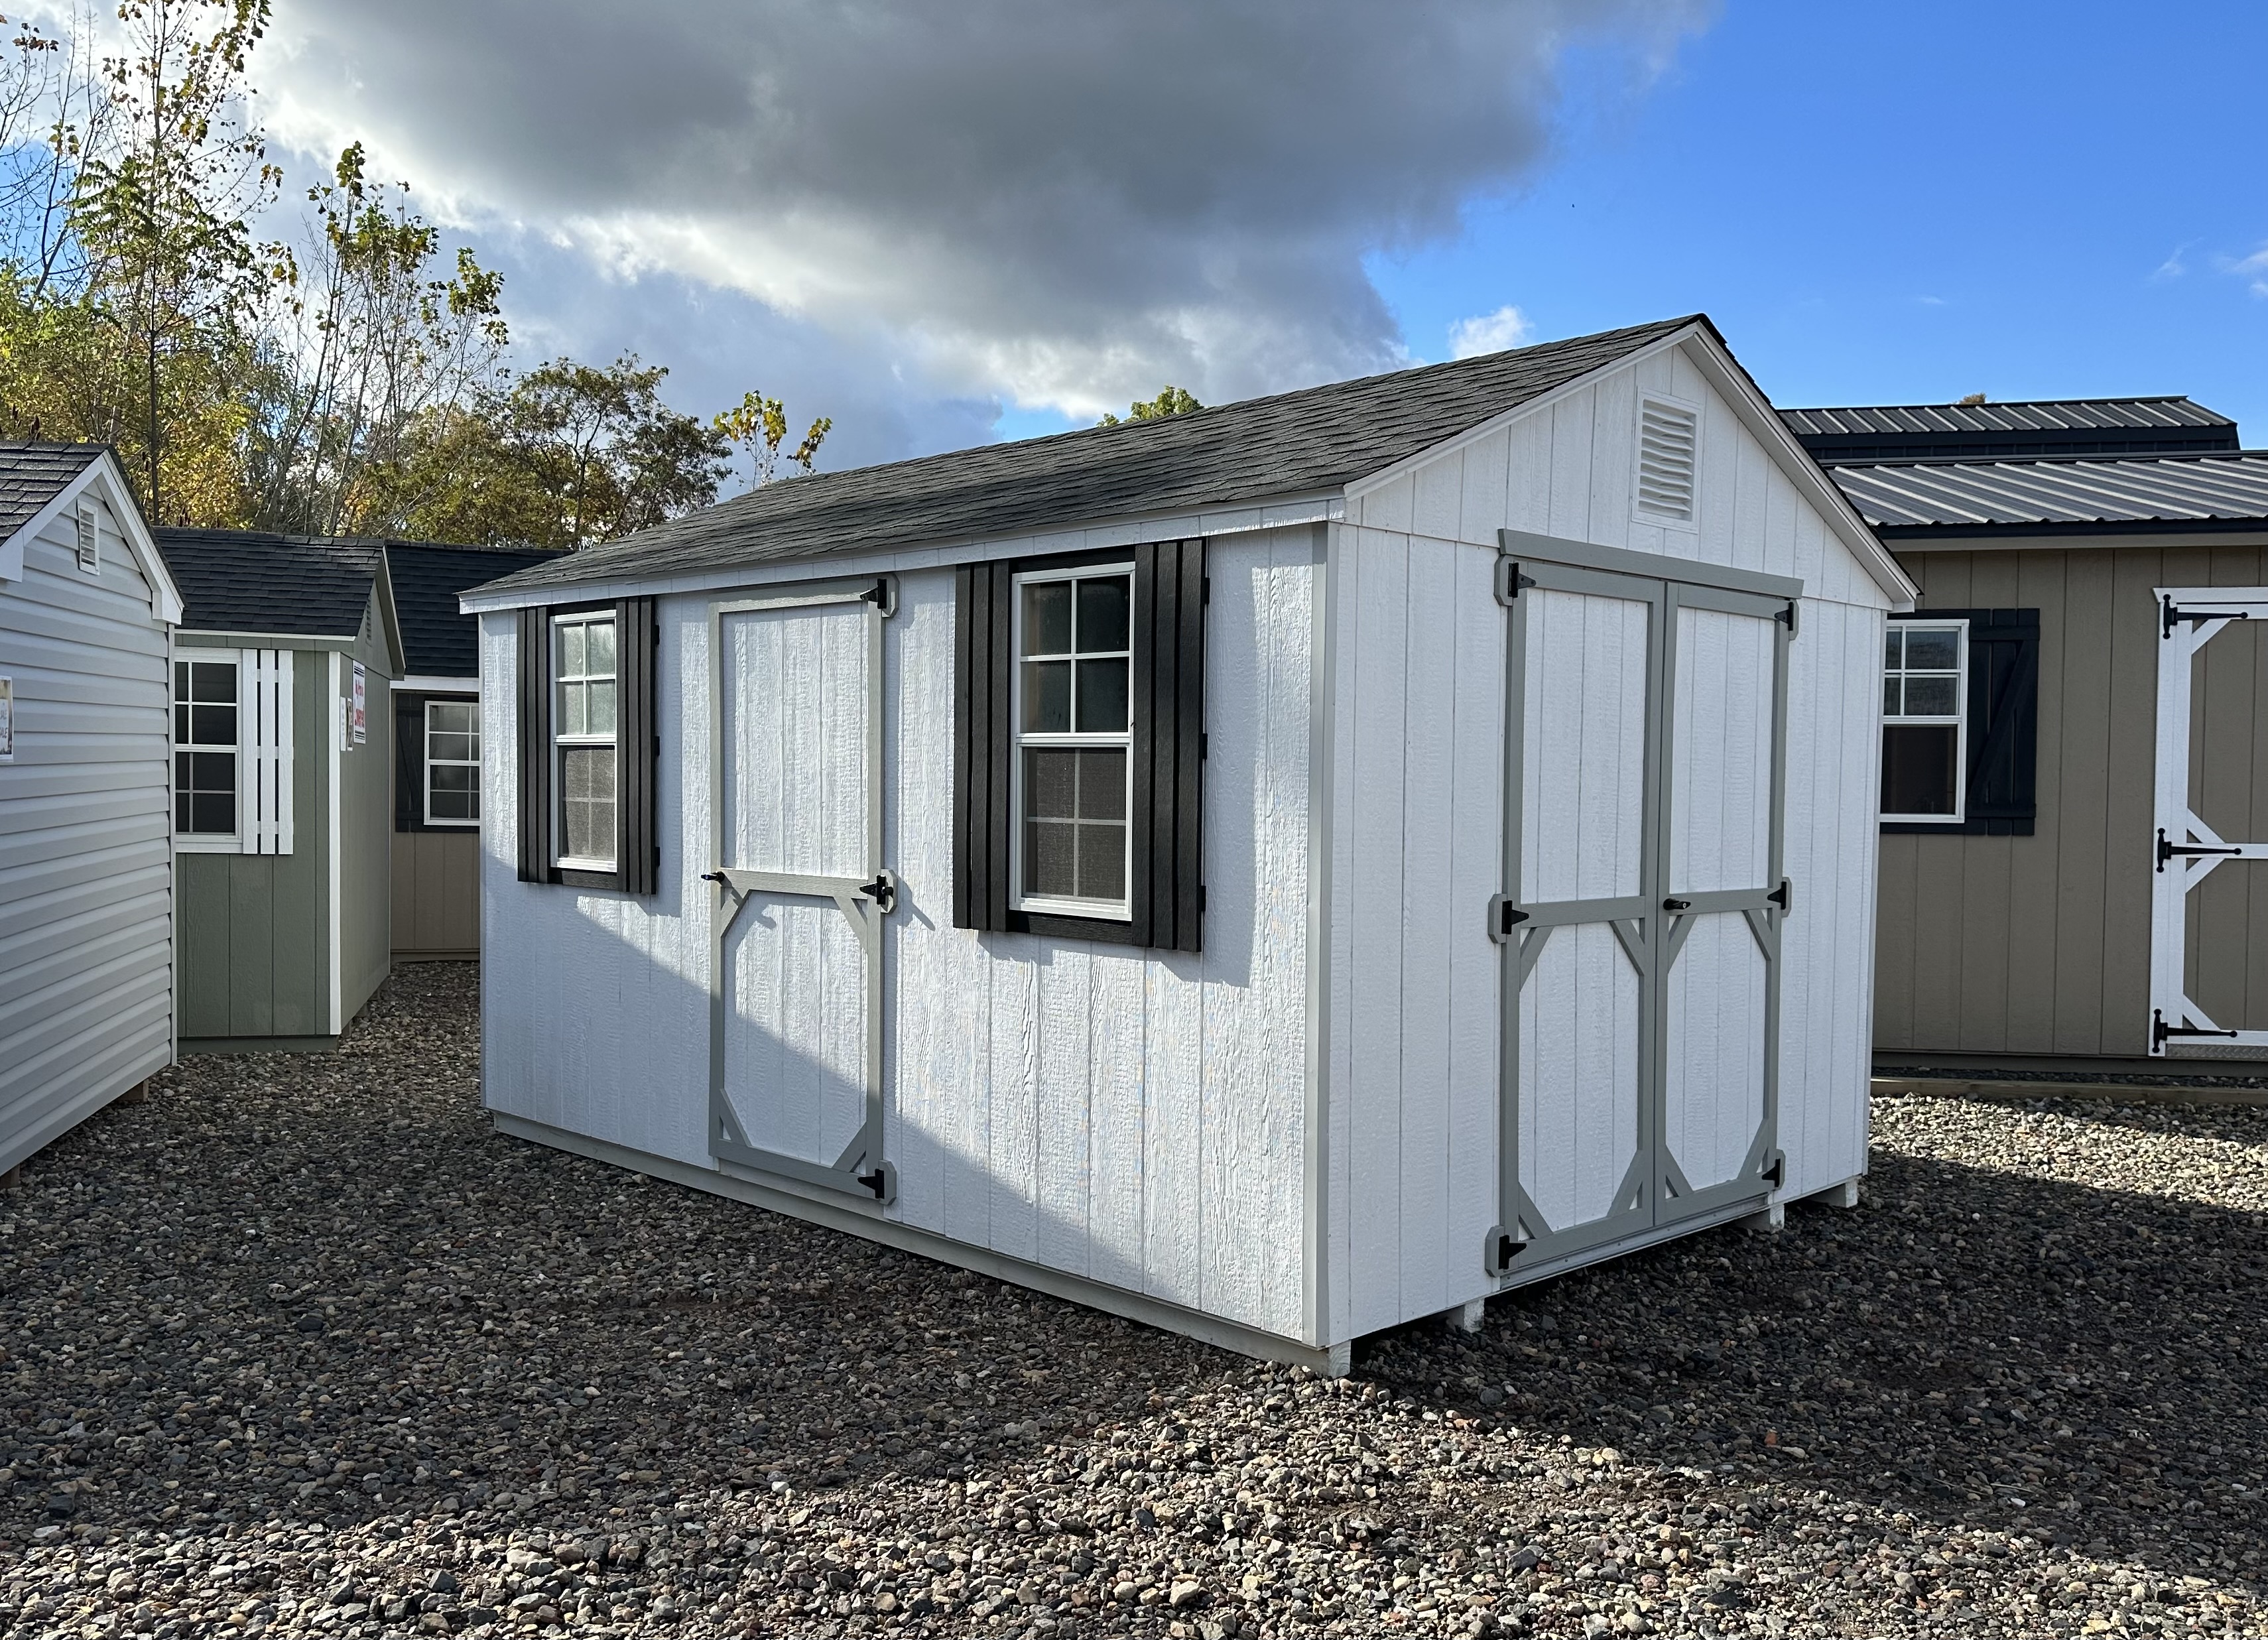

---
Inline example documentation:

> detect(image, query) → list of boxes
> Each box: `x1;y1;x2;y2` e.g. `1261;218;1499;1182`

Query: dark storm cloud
263;0;1708;419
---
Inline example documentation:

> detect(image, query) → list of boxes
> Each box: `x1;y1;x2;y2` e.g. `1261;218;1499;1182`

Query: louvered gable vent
1635;397;1700;525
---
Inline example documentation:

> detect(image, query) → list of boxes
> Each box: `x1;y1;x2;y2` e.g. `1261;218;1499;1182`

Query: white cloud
251;1;1712;434
1448;304;1535;359
2237;243;2268;298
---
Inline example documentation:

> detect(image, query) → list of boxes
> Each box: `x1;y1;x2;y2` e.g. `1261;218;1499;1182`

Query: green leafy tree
379;356;732;548
241;143;509;535
1097;384;1202;427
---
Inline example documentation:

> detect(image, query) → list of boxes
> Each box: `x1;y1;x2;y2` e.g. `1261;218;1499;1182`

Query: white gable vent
1635;397;1700;527
73;499;99;574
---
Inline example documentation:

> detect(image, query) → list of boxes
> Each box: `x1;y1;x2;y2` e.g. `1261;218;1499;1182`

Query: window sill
1880;816;2035;837
175;834;242;853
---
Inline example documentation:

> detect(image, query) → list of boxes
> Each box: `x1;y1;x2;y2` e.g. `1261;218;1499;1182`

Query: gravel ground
3;964;2267;1639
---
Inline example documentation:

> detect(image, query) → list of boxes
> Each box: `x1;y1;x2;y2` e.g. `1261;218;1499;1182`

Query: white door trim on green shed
0;446;180;1176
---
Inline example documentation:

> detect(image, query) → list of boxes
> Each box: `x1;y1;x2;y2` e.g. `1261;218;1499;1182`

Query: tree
5;0;281;521
713;389;830;489
240;142;508;535
1097;384;1202;426
377;355;732;549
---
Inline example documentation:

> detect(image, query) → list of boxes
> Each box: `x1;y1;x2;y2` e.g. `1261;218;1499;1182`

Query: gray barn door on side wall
2149;586;2268;1058
708;578;899;1204
1485;533;1795;1278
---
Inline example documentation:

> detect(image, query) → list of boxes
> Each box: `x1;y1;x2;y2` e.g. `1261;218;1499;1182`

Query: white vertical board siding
880;533;1315;1338
1327;525;1505;1339
479;603;710;1169
1328;338;1889;1340
487;529;1316;1344
1775;595;1884;1196
0;509;174;1175
1524;592;1647;903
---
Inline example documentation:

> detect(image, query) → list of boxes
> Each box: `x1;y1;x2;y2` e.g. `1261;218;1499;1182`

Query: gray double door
1488;541;1794;1275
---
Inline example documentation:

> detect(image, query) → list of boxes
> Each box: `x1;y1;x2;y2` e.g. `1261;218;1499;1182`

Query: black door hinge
1493;558;1538;607
1767;878;1792;913
860;871;898;913
1777;601;1799;637
2153;1009;2239;1051
857;1168;889;1200
859;577;897;616
2163;594;2254;640
1202;576;1211;606
2157;828;2245;872
1487;894;1529;944
1200;732;1208;760
1761;1152;1785;1188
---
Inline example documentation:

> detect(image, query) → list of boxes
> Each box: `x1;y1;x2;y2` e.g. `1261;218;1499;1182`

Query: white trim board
458;495;1345;614
327;651;343;1036
393;674;479;693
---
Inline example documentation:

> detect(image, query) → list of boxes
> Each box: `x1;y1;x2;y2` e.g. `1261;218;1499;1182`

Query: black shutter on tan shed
954;538;1206;951
395;692;424;832
515;596;661;891
1882;606;2040;837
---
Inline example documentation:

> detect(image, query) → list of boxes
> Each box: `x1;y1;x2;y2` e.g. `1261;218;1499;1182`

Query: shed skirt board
707;582;897;1202
1491;550;1792;1278
2150;588;2268;1058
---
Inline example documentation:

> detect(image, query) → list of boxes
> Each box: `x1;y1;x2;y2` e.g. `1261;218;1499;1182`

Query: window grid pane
1015;570;1133;913
1882;621;1964;816
427;699;482;826
173;659;239;834
552;615;617;865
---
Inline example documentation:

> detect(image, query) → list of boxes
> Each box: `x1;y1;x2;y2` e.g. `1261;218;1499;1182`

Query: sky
244;0;2268;469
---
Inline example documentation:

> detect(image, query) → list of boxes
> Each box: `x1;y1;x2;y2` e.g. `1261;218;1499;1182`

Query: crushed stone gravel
1;963;2265;1639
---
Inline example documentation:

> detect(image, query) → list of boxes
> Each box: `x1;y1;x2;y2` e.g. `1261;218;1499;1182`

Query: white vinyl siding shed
0;448;180;1176
466;317;1913;1369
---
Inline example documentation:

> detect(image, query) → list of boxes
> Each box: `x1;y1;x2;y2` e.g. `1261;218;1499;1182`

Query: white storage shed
466;316;1915;1370
0;444;182;1177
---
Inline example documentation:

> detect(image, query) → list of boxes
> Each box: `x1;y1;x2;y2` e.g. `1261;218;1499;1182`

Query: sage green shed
155;529;404;1051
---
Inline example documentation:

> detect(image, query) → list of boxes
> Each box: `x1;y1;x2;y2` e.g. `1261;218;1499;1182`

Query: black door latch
1663;897;1692;913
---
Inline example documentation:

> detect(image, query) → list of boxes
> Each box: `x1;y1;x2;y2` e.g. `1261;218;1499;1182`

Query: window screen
174;659;239;834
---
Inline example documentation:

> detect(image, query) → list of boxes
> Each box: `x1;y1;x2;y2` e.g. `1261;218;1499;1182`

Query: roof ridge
1786;395;2222;414
1833;448;2268;470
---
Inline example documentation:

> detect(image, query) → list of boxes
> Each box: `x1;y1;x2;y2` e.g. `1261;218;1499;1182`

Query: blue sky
259;0;2268;464
1394;0;2268;433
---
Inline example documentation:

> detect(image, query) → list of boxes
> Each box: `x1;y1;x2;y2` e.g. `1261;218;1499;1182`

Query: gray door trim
706;578;900;1206
1499;528;1806;601
1487;552;1790;1277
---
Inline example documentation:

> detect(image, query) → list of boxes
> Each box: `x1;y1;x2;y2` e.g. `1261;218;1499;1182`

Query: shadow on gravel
1358;1115;2268;1587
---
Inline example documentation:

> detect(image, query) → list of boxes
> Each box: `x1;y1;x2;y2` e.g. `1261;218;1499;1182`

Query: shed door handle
1662;897;1692;913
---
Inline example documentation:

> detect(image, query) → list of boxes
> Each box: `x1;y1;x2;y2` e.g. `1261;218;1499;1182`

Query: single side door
708;578;899;1202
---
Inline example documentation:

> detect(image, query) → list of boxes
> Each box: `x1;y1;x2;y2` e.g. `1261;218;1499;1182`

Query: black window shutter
1881;606;2039;837
515;607;551;881
1964;608;2039;836
393;692;422;832
954;540;1205;950
616;595;659;895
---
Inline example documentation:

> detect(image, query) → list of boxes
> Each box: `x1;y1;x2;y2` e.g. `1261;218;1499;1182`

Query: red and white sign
351;662;367;745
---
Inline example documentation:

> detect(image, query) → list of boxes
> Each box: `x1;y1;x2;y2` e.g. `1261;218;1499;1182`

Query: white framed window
174;657;239;838
552;612;617;869
1011;564;1133;918
1881;619;1968;822
424;698;480;826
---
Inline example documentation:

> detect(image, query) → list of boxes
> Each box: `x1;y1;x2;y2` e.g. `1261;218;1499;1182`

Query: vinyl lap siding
0;509;173;1173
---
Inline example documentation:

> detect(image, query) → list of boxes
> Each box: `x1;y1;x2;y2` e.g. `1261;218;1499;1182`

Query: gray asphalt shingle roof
475;315;1705;599
0;443;103;543
156;529;385;637
1828;451;2268;534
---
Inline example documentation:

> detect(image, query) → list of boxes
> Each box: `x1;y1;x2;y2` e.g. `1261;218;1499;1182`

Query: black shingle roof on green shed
156;529;387;637
473;314;1705;600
